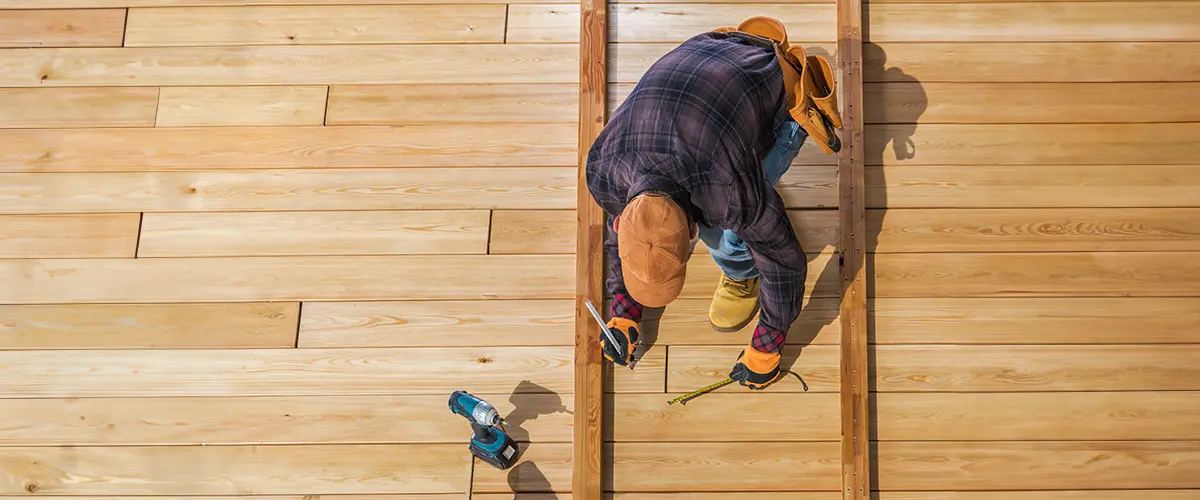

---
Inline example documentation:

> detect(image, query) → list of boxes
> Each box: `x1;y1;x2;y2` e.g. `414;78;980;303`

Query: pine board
0;255;574;303
0;213;139;258
875;441;1200;491
0;44;578;86
472;443;571;493
874;392;1200;441
612;42;836;83
647;296;840;346
874;492;1200;500
666;345;840;393
870;252;1200;298
0;125;575;172
0;346;573;397
507;4;836;43
786;210;840;253
125;5;506;46
873;345;1200;392
867;165;1200;209
869;208;1200;252
778;165;839;208
871;297;1200;344
683;250;840;299
0;302;299;349
489;210;576;255
138;210;491;257
0;88;159;128
0;393;572;445
0;0;569;5
0;9;126;47
0;167;577;213
606;393;841;441
605;344;666;394
326;84;578;125
0;445;468;495
608;442;842;491
865;83;1200;124
155;86;328;127
298;300;574;347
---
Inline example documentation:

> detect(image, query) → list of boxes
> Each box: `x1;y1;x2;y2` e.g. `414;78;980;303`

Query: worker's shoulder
652;32;778;76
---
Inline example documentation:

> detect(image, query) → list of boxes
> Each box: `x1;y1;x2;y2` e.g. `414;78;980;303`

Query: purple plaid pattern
610;292;643;323
750;325;786;354
586;32;808;349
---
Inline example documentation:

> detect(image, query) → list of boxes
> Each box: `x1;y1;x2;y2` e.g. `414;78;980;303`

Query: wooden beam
574;0;606;496
837;0;869;498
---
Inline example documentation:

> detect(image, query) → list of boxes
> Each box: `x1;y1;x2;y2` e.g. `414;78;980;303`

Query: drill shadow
503;381;569;499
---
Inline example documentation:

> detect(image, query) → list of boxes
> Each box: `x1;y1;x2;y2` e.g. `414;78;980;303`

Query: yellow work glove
729;345;783;390
601;317;639;366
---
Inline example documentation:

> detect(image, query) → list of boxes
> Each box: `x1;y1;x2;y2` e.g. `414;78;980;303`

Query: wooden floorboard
607;442;842;492
606;393;841;442
0;88;159;128
326;84;579;125
507;4;836;43
0;213;140;258
0;9;126;48
489;210;576;255
155;86;329;127
666;345;840;393
298;300;574;347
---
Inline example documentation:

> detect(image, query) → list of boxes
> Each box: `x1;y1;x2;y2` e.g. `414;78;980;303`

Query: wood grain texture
0;393;572;445
683;250;839;298
0;88;159;128
867;2;1200;42
125;5;505;46
0;445;468;495
0;0;572;5
507;4;836;43
779;166;839;208
648;296;840;346
864;42;1200;83
0;214;139;258
0;45;577;86
874;392;1200;441
0;255;574;304
605;343;664;394
871;297;1200;344
607;393;841;442
326;84;578;125
874;492;1200;500
489;210;575;254
612;42;836;83
155;86;328;127
615;495;839;500
867;123;1200;166
1;168;576;213
873;345;1200;392
788;210;840;252
298;300;573;347
867;165;1200;209
473;443;571;493
667;345;839;393
0;125;574;172
0;9;126;47
870;252;1200;298
138;210;490;257
869;208;1200;252
0;346;573;397
609;442;842;491
0;302;299;349
875;441;1200;491
865;83;1200;124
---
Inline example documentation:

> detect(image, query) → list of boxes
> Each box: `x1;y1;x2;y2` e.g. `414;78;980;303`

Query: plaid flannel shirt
585;31;808;354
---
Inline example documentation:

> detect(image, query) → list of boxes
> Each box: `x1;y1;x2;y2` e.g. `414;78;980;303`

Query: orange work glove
601;317;639;366
729;345;783;390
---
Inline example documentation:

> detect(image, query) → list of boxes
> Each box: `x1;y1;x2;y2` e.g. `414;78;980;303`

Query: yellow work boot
709;274;761;332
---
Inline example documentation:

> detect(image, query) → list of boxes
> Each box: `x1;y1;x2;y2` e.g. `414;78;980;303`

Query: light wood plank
867;165;1200;209
0;9;125;47
125;5;505;46
472;443;571;493
0;0;571;5
871;298;1200;345
0;125;574;172
871;252;1200;298
155;86;327;127
875;441;1200;491
613;42;836;83
489;210;575;254
667;345;839;393
607;393;841;441
326;84;578;125
0;45;577;87
866;83;1200;124
0;167;576;213
298;300;573;347
605;343;666;393
683;250;840;298
615;495;838;500
868;2;1200;43
647;296;840;346
864;42;1200;83
0;445;467;495
0;255;573;303
0;214;139;258
867;123;1200;166
0;88;158;128
779;165;839;208
0;302;299;349
609;442;842;491
139;211;490;257
874;492;1200;500
873;345;1200;392
787;210;839;252
507;4;836;43
869;208;1200;252
875;392;1200;441
0;346;572;397
0;393;571;445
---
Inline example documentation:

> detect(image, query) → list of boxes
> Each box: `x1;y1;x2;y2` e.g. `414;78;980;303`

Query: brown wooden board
490;210;576;255
155;86;329;127
606;393;841;442
327;84;578;125
608;442;842;492
0;88;159;128
298;300;574;347
0;214;139;258
0;9;126;47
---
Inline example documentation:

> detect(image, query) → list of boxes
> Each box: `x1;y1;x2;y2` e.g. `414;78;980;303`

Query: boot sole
709;304;760;333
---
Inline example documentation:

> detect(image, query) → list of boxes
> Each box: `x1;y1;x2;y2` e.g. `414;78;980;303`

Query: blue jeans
697;119;806;280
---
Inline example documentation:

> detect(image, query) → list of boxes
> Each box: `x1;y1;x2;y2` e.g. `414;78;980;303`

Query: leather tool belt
715;16;843;154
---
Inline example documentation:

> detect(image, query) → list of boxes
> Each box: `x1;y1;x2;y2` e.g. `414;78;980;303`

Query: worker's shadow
503;381;569;499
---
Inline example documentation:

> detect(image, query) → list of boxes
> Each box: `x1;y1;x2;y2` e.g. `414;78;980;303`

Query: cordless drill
448;390;520;470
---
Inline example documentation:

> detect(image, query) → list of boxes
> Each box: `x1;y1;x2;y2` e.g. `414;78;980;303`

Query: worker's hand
729;345;782;390
601;317;639;366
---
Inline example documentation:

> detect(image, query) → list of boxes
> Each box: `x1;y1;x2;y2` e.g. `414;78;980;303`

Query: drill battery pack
470;424;520;470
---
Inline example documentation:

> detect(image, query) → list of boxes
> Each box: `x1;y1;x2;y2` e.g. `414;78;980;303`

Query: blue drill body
448;390;520;470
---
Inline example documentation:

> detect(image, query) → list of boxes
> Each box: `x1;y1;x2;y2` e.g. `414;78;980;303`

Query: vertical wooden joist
837;0;870;498
574;0;607;497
